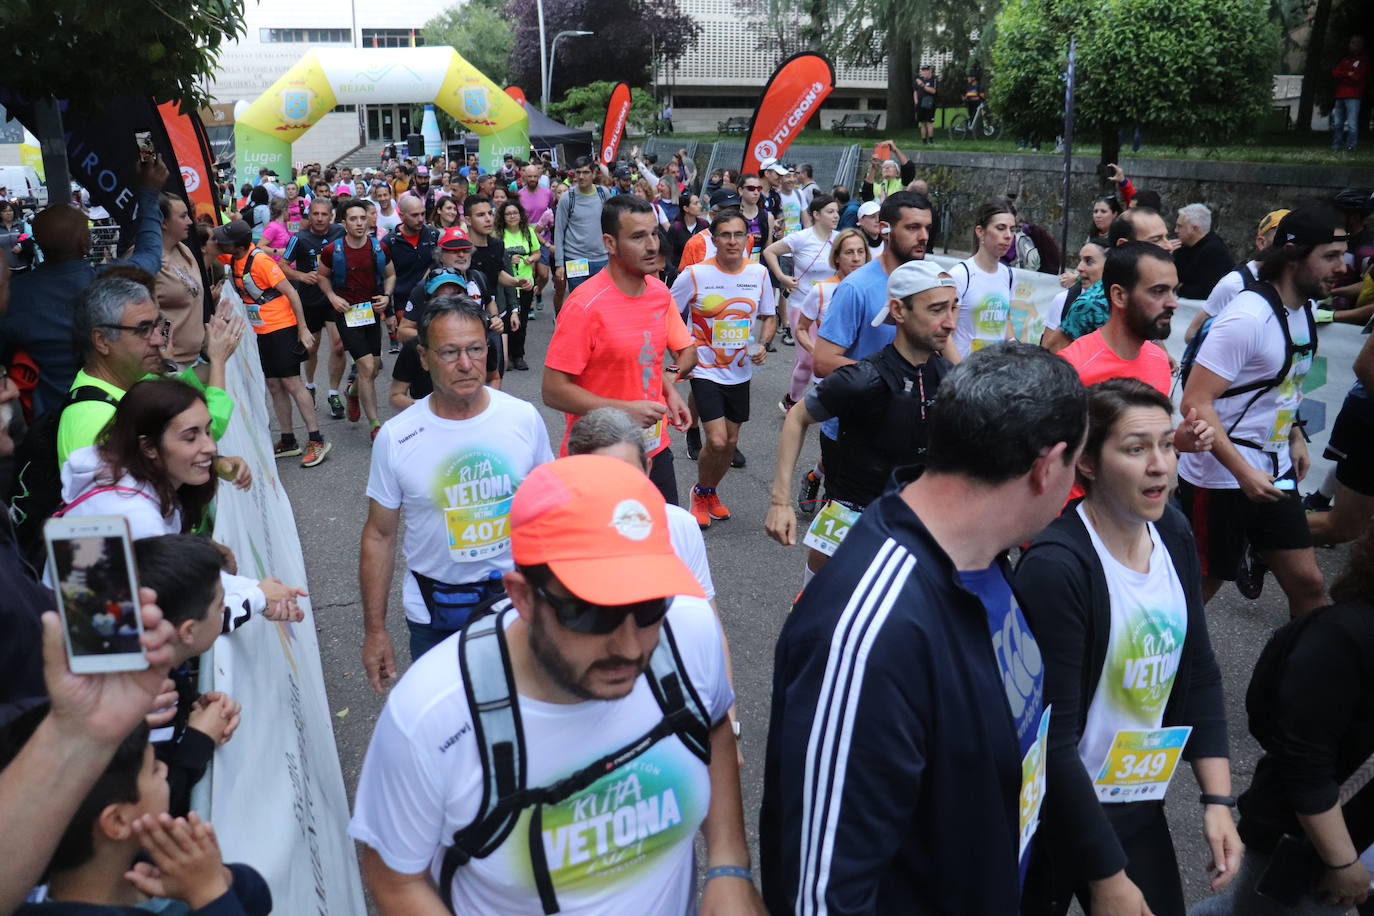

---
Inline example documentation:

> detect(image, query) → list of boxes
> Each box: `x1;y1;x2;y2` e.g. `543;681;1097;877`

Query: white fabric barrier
196;297;366;914
926;255;1366;483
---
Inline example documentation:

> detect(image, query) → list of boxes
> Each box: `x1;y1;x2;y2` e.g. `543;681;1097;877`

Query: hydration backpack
6;385;120;570
231;249;284;306
438;606;712;914
1174;270;1316;452
327;236;387;291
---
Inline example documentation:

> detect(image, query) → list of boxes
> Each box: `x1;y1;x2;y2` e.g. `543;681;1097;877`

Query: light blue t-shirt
816;257;895;439
958;562;1046;887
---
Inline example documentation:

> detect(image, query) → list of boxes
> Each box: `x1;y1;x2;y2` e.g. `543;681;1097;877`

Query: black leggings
505;287;534;361
1026;801;1186;916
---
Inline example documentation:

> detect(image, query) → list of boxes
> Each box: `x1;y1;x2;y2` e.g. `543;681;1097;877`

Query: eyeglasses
98;318;172;341
530;577;670;635
425;343;487;364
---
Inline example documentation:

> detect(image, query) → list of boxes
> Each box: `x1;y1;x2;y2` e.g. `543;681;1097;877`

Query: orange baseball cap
510;455;704;605
1257;209;1290;238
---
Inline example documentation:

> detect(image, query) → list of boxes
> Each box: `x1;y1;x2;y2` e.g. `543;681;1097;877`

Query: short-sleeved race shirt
283;224;345;310
545;269;692;457
951;257;1014;358
1059;330;1172;395
348;597;733;914
365;390;553;624
784;228;838;293
319;238;392;306
670;259;777;385
227;249;295;335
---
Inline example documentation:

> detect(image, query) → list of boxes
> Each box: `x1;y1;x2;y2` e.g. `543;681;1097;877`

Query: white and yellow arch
234;47;528;179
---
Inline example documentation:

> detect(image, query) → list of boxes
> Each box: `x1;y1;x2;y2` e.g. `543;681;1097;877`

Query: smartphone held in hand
135;129;156;163
44;515;148;674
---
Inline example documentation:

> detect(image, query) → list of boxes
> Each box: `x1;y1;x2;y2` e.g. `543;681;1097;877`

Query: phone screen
50;533;143;659
135;130;156;162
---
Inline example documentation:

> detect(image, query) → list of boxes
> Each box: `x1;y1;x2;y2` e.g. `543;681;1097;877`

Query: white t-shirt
366;391;554;624
1177;290;1314;489
778;190;807;235
666;505;715;601
1075;506;1188;785
783;228;838;294
670;259;777;386
1044;289;1068;332
375;207;403;238
348;597;734;915
952;257;1014;358
1200;261;1259;317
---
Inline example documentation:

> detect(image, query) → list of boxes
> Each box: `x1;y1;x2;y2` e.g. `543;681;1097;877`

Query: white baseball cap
871;261;956;327
857;200;881;219
759;158;788;176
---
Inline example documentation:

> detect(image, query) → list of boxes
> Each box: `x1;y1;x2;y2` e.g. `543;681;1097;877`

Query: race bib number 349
1093;726;1192;803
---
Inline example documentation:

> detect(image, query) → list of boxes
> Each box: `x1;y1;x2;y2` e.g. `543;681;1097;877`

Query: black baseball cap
211;219;252;248
709;189;741;210
1275;207;1346;247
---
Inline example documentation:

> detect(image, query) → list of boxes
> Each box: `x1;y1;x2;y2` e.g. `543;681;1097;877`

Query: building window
259;28;352;43
333;105;358;113
361;29;425;48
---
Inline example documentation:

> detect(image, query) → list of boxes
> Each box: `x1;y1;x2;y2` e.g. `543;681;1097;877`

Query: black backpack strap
643;617;712;765
440;608;525;910
439;616;712;914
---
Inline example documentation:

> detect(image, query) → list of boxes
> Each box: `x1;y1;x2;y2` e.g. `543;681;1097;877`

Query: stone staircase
333;142;389;171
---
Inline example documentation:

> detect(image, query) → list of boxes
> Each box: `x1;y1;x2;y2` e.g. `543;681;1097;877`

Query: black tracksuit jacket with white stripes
760;482;1033;915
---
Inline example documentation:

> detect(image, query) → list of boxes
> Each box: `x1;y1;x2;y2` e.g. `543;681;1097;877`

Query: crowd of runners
0;140;1373;916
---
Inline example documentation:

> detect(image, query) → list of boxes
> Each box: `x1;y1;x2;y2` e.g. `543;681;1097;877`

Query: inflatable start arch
234;47;528;180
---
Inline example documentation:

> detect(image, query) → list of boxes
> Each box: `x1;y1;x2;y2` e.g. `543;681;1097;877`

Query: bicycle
947;102;1001;141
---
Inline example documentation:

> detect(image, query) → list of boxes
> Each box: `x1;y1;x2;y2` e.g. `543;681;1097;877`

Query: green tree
547;82;658;133
1;0;247;197
761;0;1002;128
423;0;515;140
424;0;513;88
990;0;1280;156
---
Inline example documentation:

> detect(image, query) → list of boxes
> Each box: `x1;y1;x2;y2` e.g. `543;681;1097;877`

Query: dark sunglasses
530;578;669;635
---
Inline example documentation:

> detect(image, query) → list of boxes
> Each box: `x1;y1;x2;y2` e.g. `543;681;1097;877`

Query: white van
0;166;47;207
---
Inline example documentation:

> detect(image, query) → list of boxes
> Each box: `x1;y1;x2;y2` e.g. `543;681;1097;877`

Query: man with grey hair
1174;202;1234;299
360;294;553;689
567;407;716;604
57;275;239;466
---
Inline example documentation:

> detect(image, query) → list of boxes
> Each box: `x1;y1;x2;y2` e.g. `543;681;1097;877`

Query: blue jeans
565;259;608;293
1331;98;1361;150
406;618;459;661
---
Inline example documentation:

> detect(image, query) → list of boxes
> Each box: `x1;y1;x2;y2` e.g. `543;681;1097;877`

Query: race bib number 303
711;318;751;349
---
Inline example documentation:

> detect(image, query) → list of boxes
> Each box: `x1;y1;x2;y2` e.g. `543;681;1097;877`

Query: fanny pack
412;570;506;631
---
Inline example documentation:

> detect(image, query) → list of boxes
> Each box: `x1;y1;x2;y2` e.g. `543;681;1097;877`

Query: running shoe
346;381;361;423
300;440;331;467
1302;490;1333;513
512;357;530;371
1235;541;1267;600
798;469;822;517
273;438;302;459
781;327;795;346
731;448;746;469
689;491;713;529
686;427;702;461
327;393;345;420
702;490;731;520
779;394;797;415
389;340;401;354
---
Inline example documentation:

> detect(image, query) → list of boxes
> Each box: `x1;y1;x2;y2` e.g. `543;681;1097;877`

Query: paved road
280;302;1355;911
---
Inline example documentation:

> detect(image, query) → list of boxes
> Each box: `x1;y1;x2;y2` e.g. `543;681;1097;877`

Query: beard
1125;301;1173;341
527;606;648;701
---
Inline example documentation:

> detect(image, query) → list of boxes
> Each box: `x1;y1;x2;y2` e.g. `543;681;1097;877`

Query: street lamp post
536;0;549;112
545;30;594;109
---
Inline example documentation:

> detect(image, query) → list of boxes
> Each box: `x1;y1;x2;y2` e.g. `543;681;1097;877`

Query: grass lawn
666;108;1374;167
